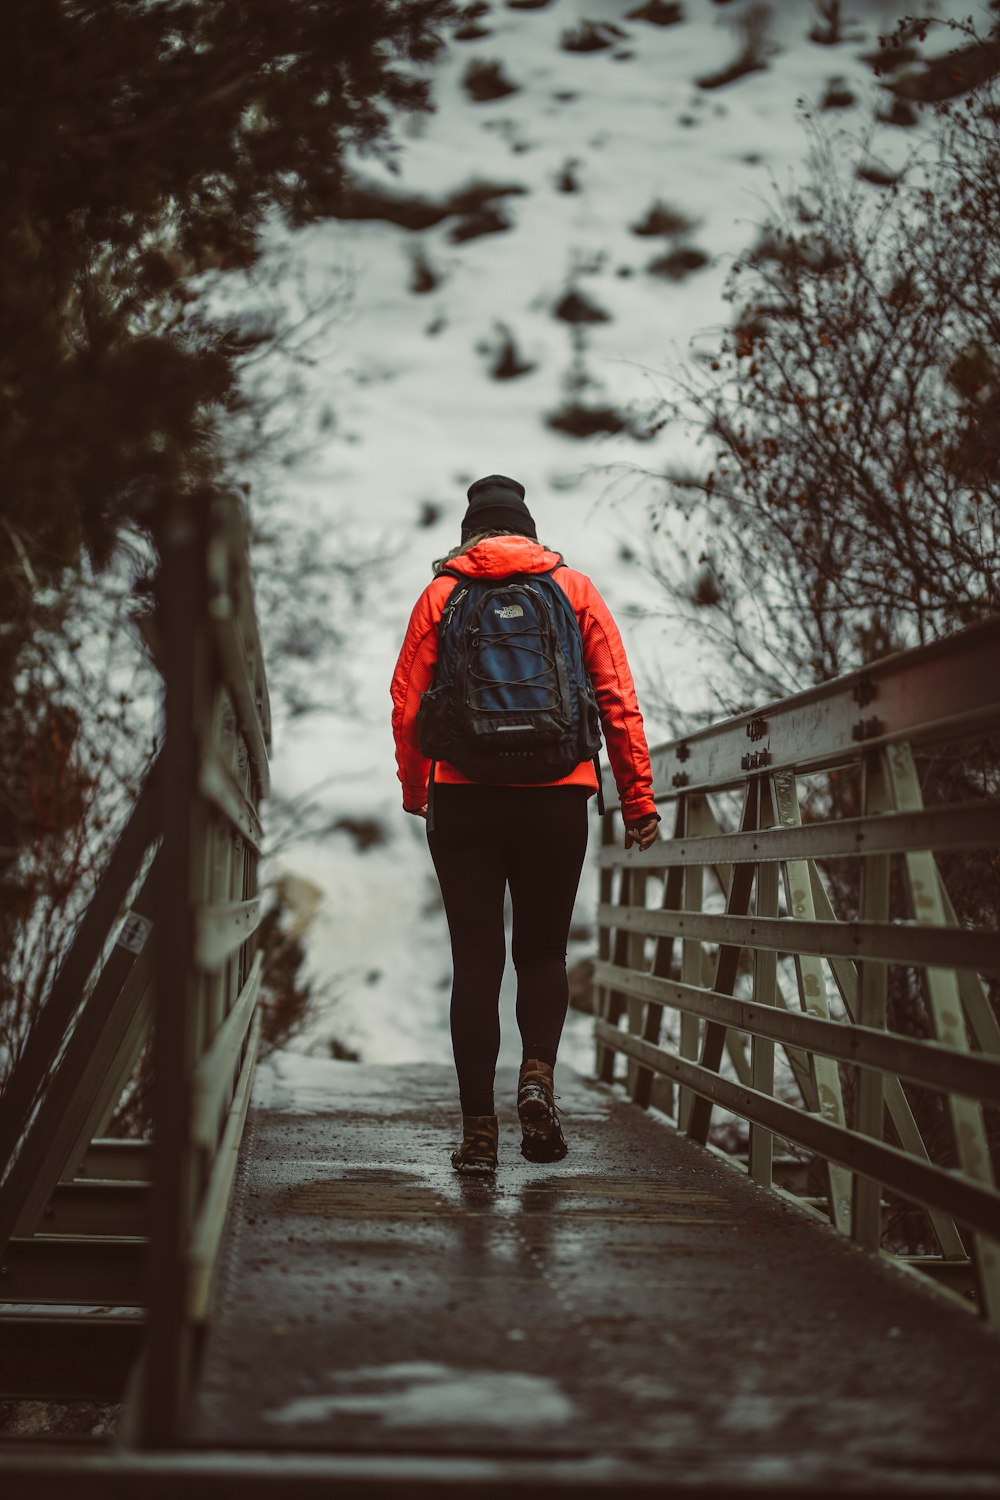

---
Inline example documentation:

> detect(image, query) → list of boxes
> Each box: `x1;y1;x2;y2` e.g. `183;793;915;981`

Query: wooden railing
587;618;1000;1322
0;492;270;1441
142;492;270;1442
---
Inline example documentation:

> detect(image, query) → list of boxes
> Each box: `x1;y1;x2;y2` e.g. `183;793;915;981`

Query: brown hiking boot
517;1059;567;1162
451;1114;499;1175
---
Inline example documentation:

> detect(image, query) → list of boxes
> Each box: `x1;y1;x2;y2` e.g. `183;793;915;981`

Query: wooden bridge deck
171;1061;1000;1495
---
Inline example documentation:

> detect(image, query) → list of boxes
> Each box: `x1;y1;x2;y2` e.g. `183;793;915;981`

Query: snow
264;1362;576;1430
241;0;977;1076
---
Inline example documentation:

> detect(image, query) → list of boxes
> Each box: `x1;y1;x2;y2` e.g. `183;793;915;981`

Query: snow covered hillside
249;0;980;1079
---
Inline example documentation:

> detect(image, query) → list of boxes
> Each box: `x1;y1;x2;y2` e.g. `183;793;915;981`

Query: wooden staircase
0;492;269;1436
0;1138;149;1404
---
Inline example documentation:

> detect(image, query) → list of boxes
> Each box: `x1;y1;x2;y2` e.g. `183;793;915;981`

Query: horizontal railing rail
623;618;1000;803
587;617;1000;1323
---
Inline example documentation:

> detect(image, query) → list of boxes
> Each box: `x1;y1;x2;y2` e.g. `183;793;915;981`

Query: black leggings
427;784;590;1117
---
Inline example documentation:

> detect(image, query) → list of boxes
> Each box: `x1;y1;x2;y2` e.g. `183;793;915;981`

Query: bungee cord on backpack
467;622;564;716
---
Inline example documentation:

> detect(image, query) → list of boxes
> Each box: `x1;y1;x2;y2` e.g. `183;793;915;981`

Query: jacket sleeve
390;580;446;811
576;576;659;825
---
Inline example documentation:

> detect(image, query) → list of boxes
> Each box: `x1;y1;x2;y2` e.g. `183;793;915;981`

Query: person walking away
391;475;659;1174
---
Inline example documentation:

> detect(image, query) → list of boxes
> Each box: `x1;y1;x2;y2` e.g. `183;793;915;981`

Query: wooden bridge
1;496;999;1495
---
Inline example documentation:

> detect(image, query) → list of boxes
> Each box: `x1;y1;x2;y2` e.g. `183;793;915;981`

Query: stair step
77;1139;150;1182
42;1179;148;1238
1;1235;147;1306
0;1310;144;1402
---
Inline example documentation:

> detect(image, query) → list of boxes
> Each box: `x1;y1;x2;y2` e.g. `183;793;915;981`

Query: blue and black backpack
417;563;604;808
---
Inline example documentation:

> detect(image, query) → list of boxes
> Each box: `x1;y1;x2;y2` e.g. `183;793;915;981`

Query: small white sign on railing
118;911;153;955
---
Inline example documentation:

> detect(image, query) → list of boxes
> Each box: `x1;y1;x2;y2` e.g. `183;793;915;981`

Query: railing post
624;867;649;1102
142;496;213;1445
686;783;758;1145
633;800;684;1113
886;739;1000;1322
594;810;619;1083
676;794;703;1131
772;768;853;1235
851;749;892;1250
749;777;777;1186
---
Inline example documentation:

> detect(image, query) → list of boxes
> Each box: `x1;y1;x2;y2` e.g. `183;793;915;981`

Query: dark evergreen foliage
1;0;450;584
0;0;453;1049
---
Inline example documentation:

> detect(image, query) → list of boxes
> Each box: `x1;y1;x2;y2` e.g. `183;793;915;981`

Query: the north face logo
495;604;524;619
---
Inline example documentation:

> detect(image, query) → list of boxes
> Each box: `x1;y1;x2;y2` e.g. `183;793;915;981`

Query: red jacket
391;536;658;823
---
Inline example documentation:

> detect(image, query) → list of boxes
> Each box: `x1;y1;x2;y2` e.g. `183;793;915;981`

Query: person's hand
624;814;659;852
407;804;428;819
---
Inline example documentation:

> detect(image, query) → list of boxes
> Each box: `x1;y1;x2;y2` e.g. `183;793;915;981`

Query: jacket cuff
622;798;660;825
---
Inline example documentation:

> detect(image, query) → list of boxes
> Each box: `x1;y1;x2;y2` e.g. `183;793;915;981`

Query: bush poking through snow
333;816;389;852
547;402;631;438
545;329;657;440
450;202;513;241
561;21;628;54
647;246;709;280
409;251;440;294
555;158;581;192
876;96;920;128
488;323;537;379
627;1;684;27
858;32;921;76
808;0;858;48
697;1;776;89
690;558;723;607
454;1;491;38
334;178;525;239
554;287;611;323
630;199;694;237
747;224;843;275
463;58;520;101
547;328;625;436
454;20;492;40
856;160;900;188
820;76;855;109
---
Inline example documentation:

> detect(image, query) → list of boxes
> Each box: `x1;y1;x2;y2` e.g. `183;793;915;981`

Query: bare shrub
650;34;999;705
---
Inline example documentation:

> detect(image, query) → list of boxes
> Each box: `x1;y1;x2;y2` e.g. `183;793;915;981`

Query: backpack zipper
442;586;468;627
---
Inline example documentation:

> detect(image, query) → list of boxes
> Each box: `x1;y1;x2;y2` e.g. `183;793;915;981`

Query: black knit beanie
461;474;536;541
